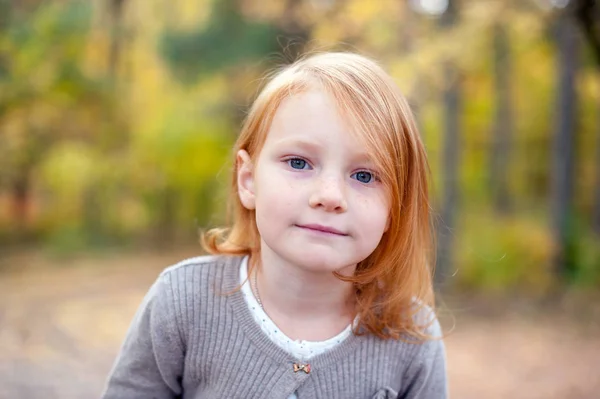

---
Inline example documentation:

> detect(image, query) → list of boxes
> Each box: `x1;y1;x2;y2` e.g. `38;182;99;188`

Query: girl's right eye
287;158;309;170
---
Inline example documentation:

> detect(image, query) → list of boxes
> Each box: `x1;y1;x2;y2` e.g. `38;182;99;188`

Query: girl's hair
203;51;436;341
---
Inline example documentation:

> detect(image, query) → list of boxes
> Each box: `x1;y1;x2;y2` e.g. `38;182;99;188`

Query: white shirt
239;256;352;398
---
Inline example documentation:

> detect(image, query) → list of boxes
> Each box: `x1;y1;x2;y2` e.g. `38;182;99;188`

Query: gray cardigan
102;255;447;399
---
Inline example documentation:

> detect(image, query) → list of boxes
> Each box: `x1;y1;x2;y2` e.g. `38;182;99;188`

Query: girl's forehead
255;88;388;169
266;90;360;144
259;89;382;163
273;90;339;124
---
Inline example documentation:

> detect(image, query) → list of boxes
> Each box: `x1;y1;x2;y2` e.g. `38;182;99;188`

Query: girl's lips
296;224;347;236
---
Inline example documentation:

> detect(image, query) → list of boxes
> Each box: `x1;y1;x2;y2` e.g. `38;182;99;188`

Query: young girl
103;52;447;399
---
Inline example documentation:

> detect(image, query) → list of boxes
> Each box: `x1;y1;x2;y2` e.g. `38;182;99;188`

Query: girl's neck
251;248;356;341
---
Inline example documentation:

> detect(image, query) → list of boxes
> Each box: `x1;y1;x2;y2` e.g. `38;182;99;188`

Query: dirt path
0;249;599;398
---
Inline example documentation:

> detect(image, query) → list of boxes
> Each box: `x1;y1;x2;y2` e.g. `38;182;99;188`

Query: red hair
203;52;436;341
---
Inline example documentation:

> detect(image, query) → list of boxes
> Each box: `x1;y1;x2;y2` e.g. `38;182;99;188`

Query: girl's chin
284;254;357;274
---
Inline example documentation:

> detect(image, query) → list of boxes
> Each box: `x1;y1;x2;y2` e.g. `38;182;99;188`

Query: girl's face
237;89;390;274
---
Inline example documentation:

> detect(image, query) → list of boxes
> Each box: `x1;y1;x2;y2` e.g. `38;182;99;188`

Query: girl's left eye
352;171;376;184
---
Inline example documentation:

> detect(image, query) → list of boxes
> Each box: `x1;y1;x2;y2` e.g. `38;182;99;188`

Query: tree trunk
11;170;30;232
592;95;600;235
108;0;126;80
400;2;424;132
551;11;579;277
490;21;513;214
435;0;461;287
155;186;177;246
573;0;600;68
280;0;310;61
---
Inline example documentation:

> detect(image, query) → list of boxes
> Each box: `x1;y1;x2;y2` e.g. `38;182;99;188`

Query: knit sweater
102;255;447;399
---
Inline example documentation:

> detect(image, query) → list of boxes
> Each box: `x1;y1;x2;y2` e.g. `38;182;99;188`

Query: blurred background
0;0;599;397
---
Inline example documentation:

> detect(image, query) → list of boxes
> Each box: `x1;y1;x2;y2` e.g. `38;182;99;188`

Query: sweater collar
222;255;364;369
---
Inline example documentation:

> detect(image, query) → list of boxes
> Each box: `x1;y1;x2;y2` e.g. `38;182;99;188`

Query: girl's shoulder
153;254;244;303
146;254;244;332
159;254;243;279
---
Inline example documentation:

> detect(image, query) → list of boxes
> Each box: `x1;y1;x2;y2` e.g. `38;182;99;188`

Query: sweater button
293;363;311;374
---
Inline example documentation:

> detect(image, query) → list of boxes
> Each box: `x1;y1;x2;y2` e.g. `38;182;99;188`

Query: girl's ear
237;149;256;210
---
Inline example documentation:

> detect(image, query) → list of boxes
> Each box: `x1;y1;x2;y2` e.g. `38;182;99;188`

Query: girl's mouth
295;224;348;236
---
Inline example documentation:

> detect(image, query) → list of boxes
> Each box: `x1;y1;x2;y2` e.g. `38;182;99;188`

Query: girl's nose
308;175;348;213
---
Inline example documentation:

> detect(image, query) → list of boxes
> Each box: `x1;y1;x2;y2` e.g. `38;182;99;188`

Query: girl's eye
352;171;375;184
288;158;309;170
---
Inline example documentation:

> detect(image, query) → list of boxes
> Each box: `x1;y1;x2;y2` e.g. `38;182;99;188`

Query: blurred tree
436;0;462;286
573;0;600;244
0;1;122;237
573;0;600;67
490;14;513;215
280;0;311;57
157;0;309;126
108;0;127;80
594;96;600;235
400;1;423;128
159;0;281;82
571;0;600;236
551;7;579;278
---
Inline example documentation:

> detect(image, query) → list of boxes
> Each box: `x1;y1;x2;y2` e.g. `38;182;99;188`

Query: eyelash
284;157;380;184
